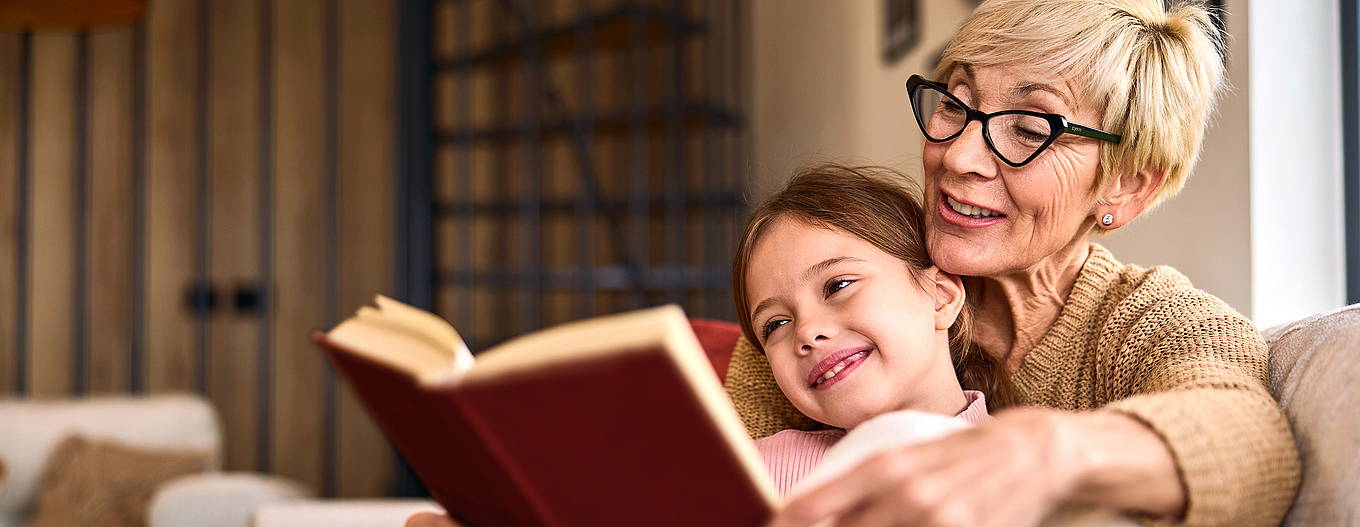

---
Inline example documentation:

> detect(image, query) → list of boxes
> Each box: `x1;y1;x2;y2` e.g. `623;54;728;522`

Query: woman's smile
940;192;1006;228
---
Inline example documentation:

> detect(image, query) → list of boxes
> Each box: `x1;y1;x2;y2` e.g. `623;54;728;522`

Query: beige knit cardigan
724;244;1301;527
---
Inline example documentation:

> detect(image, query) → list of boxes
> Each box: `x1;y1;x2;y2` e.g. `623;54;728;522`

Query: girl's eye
761;318;789;340
825;279;853;297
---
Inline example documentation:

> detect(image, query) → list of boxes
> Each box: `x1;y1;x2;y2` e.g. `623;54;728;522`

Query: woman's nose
942;120;997;178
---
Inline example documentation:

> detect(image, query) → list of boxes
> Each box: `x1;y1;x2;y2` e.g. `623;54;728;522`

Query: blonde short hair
937;0;1226;207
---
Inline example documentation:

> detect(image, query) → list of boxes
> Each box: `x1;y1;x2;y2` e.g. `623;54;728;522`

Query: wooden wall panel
0;34;21;395
29;33;76;398
271;0;327;493
146;0;200;392
208;0;261;473
87;28;135;394
336;0;395;498
3;0;415;498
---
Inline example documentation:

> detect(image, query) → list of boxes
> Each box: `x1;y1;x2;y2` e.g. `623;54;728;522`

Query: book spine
452;392;564;527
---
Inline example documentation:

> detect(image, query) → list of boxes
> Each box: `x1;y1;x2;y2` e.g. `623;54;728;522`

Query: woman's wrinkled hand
768;407;1184;527
768;407;1085;527
405;512;462;527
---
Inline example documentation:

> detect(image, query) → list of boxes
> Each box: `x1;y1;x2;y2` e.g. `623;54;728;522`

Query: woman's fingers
766;408;1076;527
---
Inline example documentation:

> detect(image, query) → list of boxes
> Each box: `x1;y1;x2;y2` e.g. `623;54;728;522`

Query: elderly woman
728;0;1301;526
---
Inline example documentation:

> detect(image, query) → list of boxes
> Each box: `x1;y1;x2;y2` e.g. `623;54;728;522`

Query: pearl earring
1101;214;1114;226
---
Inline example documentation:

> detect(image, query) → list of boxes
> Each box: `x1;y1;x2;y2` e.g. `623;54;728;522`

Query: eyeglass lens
911;84;1056;166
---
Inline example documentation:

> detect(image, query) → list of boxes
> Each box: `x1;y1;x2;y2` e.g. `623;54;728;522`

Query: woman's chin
928;235;1009;277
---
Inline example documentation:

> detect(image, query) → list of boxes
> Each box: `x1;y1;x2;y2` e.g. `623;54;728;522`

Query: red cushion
689;319;742;384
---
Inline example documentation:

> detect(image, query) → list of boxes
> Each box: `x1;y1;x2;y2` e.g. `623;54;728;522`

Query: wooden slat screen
2;0;751;498
0;0;396;498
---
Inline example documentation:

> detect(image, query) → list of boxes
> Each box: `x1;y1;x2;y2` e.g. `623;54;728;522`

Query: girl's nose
798;335;827;357
795;318;835;357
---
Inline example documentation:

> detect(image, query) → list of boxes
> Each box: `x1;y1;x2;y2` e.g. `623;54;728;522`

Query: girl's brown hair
732;163;1016;408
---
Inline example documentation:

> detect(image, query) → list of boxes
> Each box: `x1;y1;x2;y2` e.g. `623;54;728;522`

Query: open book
315;296;777;527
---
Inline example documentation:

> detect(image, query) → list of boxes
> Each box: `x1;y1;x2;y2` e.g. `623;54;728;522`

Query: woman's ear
930;267;966;330
1098;166;1168;229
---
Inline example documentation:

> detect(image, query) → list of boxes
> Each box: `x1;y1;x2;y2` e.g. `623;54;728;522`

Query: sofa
1262;304;1360;525
0;395;312;527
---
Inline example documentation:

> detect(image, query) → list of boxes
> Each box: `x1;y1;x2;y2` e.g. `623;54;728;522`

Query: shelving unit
424;0;748;351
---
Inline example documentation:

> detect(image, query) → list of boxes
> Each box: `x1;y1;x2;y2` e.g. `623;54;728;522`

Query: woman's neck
965;240;1091;374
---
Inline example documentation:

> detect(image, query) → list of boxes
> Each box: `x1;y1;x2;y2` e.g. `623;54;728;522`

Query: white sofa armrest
252;499;443;527
147;472;314;527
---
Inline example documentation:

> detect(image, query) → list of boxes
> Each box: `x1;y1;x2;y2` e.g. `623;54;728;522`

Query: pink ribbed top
755;390;990;496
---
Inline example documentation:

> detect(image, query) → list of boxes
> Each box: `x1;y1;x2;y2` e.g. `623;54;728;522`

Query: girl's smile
744;216;968;429
808;346;872;390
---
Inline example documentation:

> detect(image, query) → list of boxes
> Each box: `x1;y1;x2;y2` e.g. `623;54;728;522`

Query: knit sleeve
1099;288;1300;527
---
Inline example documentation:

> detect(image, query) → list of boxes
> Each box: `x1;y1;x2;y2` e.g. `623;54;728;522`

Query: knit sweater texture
724;244;1301;527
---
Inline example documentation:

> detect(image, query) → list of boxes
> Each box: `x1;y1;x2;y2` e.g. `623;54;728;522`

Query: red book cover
316;300;775;527
321;337;549;526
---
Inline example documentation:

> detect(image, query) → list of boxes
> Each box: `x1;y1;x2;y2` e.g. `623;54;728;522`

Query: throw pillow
26;435;211;527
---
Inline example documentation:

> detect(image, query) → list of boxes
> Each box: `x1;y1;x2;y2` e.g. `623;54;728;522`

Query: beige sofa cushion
27;436;211;527
1263;304;1360;526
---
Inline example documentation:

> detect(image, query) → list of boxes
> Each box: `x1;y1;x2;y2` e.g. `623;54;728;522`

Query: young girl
731;163;1007;496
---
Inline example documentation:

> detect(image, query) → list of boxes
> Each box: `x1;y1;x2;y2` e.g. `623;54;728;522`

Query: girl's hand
405;512;462;527
767;408;1184;527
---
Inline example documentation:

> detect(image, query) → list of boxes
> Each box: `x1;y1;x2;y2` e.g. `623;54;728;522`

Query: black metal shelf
438;265;730;291
435;5;708;71
435;102;744;145
427;0;747;349
433;191;745;217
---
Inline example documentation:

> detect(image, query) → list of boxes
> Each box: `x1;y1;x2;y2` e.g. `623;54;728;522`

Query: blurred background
0;0;1351;500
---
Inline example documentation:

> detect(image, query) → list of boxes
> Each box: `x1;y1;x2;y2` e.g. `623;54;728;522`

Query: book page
372;295;474;376
324;296;475;385
466;305;685;379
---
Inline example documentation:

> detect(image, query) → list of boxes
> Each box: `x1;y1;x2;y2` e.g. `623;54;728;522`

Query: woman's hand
768;408;1185;527
405;512;462;527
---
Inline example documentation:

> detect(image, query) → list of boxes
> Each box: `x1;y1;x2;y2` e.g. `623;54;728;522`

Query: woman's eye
761;319;788;339
1013;124;1050;143
825;279;853;297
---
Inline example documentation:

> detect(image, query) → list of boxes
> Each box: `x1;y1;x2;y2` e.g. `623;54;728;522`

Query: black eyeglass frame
906;74;1121;168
